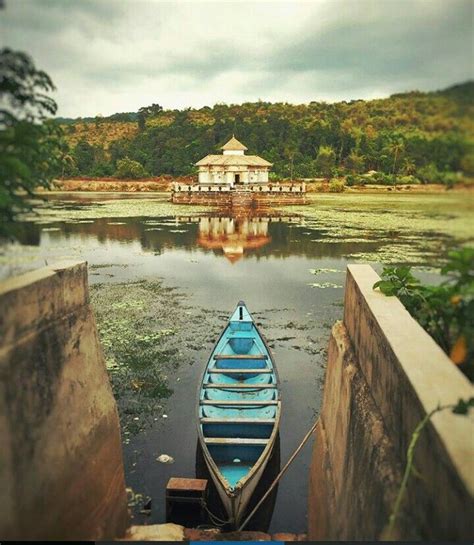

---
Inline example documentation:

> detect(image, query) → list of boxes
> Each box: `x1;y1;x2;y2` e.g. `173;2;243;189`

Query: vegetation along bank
57;82;473;188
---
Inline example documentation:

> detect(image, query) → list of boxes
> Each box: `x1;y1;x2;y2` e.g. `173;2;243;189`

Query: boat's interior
199;303;279;489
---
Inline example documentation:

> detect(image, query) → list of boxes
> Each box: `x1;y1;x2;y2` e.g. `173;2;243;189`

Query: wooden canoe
197;301;281;528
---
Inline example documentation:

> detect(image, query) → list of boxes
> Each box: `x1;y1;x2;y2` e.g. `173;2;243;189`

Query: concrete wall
0;262;129;540
308;264;474;540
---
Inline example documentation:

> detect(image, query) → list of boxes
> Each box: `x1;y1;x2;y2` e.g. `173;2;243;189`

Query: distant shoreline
42;178;473;194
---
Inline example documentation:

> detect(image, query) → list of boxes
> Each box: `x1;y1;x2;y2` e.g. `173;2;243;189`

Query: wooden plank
165;478;208;520
214;354;267;360
200;418;275;424
204;437;269;445
203;383;277;389
209;368;272;374
200;400;279;406
166;478;208;492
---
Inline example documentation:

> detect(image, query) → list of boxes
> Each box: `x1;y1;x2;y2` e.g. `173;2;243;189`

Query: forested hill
59;81;474;183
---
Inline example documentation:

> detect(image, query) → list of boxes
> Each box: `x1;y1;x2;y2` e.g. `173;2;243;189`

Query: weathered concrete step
121;523;308;541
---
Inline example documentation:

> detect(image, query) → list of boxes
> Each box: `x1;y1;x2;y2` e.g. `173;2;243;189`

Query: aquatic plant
19;194;212;224
307;282;342;289
90;280;182;435
309;268;344;275
374;248;474;380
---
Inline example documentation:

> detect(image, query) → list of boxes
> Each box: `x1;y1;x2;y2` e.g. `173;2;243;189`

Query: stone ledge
0;261;128;540
308;321;402;540
343;265;474;496
124;525;306;541
171;192;306;206
308;264;474;540
123;523;185;541
0;260;88;349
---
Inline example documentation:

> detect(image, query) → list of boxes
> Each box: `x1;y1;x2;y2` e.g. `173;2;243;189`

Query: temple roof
195;154;272;167
220;136;248;151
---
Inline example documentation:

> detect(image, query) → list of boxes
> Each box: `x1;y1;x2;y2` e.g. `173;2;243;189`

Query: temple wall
198;170;211;184
197;166;270;185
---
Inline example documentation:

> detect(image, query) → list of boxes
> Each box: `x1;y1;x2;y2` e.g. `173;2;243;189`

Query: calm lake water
1;191;472;532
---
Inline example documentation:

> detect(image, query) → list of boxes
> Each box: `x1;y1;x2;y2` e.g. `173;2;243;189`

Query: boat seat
208;369;272;374
214;354;267;360
204;438;269;445
227;328;255;335
202;404;277;419
200;400;279;406
200;418;275;424
203;383;277;389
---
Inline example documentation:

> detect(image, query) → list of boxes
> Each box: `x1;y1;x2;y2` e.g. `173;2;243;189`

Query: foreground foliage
374;248;474;380
0;48;64;236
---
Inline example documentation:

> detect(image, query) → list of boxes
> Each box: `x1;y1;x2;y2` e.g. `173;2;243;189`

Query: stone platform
171;183;306;206
122;523;307;541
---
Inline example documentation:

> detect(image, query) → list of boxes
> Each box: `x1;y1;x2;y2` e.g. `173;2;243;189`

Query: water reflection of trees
15;213;381;260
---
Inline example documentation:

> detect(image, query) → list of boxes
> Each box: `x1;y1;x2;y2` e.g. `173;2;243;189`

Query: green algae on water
21;194;214;224
309;268;344;275
284;192;474;265
90;279;185;436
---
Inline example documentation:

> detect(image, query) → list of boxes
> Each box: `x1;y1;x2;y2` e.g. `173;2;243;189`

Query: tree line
60;82;474;185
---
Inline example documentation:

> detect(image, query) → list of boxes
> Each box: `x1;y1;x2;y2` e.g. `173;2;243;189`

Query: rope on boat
200;499;232;527
237;419;318;532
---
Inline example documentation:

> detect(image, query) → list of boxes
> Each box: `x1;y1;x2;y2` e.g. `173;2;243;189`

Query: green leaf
374;280;398;295
452;397;474;415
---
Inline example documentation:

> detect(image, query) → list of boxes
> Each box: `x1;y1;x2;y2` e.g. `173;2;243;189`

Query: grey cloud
264;1;472;83
82;39;241;83
2;0;472;116
3;0;124;40
160;43;241;78
130;0;473;96
235;0;473;99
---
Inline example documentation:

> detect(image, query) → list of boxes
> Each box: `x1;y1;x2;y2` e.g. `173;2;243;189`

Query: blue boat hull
197;301;281;527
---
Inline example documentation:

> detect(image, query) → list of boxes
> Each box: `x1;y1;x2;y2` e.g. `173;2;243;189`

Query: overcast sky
2;0;473;117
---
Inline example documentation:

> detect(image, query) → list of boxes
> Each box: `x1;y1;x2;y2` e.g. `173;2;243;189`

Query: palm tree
390;141;404;176
61;154;76;179
403;158;416;175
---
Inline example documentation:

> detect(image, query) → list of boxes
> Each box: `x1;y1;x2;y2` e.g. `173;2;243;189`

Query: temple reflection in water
11;204;382;265
177;215;300;263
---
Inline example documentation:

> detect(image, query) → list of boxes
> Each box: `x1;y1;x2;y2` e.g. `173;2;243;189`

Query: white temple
195;136;272;187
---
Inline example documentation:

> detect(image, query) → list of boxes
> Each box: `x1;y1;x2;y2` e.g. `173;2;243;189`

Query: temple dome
220;136;248;152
